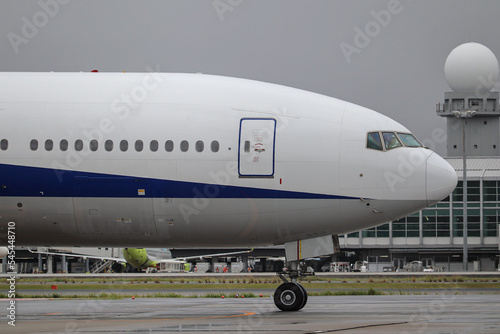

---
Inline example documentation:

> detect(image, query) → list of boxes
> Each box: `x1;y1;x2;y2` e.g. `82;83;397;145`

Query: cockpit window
382;132;402;150
397;133;423;147
367;132;383;151
367;131;423;151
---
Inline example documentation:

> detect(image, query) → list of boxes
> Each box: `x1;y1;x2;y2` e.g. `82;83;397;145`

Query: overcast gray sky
1;0;500;155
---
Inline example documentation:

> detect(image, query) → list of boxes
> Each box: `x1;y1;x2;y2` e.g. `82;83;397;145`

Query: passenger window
135;140;143;152
150;140;158;152
165;140;174;152
105;140;113;152
120;140;128;152
397;133;422;148
0;139;8;150
60;140;68;151
211;141;219;153
30;139;38;151
75;140;83;151
367;132;383;151
90;140;98;151
45;139;53;151
382;132;402;150
195;140;204;152
180;140;189;152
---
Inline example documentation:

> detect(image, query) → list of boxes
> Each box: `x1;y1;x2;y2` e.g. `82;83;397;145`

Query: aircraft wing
28;247;254;269
28;248;127;263
174;248;254;261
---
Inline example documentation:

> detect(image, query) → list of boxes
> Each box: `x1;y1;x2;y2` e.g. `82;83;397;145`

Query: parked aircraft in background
0;72;457;310
28;247;177;272
120;247;253;272
28;247;253;272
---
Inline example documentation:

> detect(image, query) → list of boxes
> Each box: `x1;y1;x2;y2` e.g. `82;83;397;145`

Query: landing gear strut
274;261;313;311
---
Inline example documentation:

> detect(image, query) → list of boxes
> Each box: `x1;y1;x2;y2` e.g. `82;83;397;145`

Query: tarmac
3;294;500;333
4;271;500;278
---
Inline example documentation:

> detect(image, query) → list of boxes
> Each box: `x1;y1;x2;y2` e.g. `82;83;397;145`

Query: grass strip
2;282;500;291
0;290;381;299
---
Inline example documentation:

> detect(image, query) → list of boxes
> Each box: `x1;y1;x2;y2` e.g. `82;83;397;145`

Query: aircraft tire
296;283;308;310
273;282;306;311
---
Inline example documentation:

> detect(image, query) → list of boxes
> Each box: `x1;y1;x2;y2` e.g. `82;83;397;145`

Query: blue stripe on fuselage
0;163;356;200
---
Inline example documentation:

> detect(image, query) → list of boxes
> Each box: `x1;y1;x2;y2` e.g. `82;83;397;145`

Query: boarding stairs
90;259;113;273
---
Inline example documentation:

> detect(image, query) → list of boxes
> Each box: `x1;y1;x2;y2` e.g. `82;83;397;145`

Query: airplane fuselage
0;72;457;247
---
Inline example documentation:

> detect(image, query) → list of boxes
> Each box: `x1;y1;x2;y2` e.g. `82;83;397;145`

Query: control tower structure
436;42;500;157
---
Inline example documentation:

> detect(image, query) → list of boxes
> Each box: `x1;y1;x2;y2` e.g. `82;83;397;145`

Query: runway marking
168;311;256;321
21;311;256;323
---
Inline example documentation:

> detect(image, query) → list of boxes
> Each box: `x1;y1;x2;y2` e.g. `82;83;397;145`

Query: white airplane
0;72;457;311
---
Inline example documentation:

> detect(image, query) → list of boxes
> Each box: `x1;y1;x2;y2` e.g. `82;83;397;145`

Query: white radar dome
444;42;499;92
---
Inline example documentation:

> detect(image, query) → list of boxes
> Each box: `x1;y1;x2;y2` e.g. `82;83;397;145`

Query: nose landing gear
274;261;313;311
274;282;308;311
274;234;338;311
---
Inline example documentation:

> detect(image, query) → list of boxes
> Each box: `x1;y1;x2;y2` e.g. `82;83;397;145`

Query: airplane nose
426;153;458;206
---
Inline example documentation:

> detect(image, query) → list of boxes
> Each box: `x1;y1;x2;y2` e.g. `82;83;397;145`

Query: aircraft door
238;118;276;177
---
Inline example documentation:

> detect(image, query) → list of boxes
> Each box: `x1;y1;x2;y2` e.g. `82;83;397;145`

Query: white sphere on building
444;42;499;92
